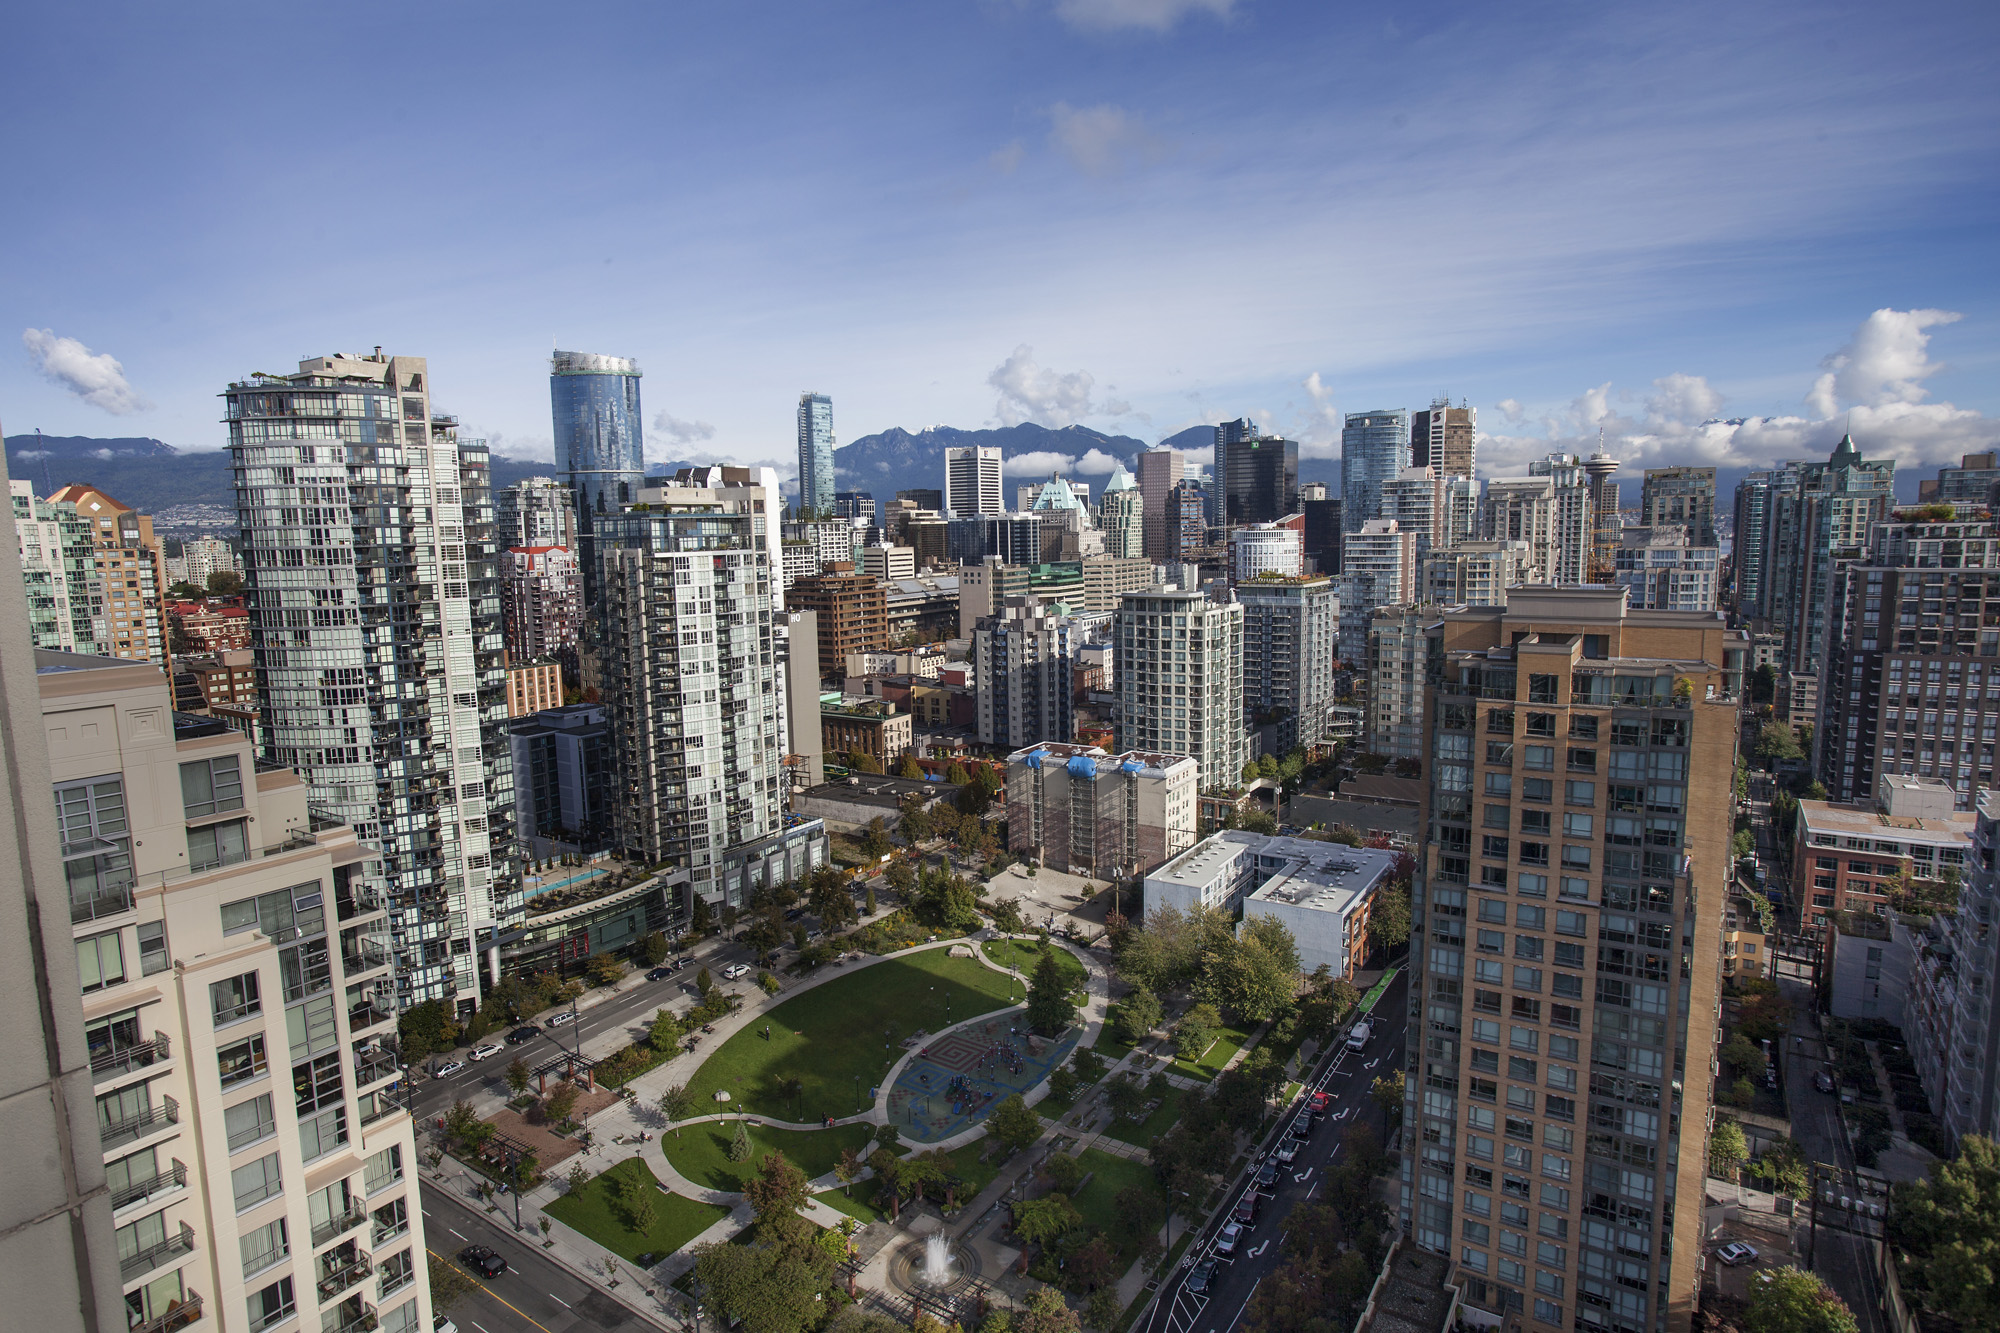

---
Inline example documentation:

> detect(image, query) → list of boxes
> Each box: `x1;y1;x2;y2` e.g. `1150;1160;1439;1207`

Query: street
425;1176;666;1333
1138;971;1409;1333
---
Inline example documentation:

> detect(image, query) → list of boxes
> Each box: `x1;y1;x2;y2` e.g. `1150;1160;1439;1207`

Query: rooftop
1008;742;1196;776
1798;799;1974;840
1248;840;1399;915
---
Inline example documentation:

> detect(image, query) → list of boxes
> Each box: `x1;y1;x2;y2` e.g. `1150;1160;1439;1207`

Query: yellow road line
428;1248;559;1333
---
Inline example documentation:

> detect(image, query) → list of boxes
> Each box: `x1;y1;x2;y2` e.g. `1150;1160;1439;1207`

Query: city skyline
4;4;1997;480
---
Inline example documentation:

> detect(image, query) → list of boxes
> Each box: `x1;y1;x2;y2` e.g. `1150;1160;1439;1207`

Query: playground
885;1012;1081;1142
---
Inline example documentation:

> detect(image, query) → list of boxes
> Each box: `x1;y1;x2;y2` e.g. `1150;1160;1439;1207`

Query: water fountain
920;1234;956;1286
888;1228;977;1296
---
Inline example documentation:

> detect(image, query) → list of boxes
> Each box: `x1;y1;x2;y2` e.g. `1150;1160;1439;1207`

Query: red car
1309;1091;1331;1119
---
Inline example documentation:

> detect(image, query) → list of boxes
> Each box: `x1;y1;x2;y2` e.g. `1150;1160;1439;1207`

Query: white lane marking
1246;1239;1270;1258
1293;1167;1313;1183
449;1228;466;1240
471;1323;493;1333
550;1294;571;1308
1225;1279;1262;1333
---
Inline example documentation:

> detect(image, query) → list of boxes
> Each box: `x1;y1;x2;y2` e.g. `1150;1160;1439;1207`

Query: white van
1346;1020;1372;1052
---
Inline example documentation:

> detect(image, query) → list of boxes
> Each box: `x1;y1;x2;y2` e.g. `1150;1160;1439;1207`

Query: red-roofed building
168;597;252;651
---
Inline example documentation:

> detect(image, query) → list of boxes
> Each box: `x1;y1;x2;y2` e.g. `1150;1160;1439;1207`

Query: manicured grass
663;1120;877;1192
815;1188;887;1225
1170;1022;1252;1083
685;948;1020;1119
928;1140;1006;1203
1070;1148;1163;1252
1102;1082;1186;1150
983;938;1086;991
544;1157;730;1262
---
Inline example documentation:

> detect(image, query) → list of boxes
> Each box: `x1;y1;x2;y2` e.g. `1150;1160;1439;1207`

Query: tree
946;761;972;786
399;998;460;1063
899;795;935;845
586;952;624;987
696;967;714;996
505;1057;531;1097
727;1118;753;1162
990;897;1026;934
693;895;714;935
1745;1266;1858;1333
896;753;926;779
1755;722;1805;765
1722;1034;1769;1077
990;1093;1043;1153
1085;1287;1121;1330
1369;886;1411;953
206;568;244;596
627;1189;658;1238
1014;1194;1083;1246
1240;760;1259;784
1112;1184;1165;1248
1111;985;1163;1044
1709;1120;1750;1178
566;1161;591;1193
1068;1234;1118;1292
690;1238;834;1333
810;873;857;932
1751;662;1778;704
1044;1151;1086;1194
431;1253;481;1309
1889;1134;2000;1329
1240;810;1279;835
835;1146;863;1195
867;1147;904;1219
1173;1002;1221;1061
955;778;992;817
1369;1071;1405;1135
860;817;891;860
1196;916;1300;1024
744;1150;813;1246
641;931;671;966
1020;1284;1081;1333
851;750;885;774
1258;754;1281;779
545;1081;579;1125
659;1084;697;1138
1105;1073;1147;1120
649;1007;684;1054
1027;950;1078;1036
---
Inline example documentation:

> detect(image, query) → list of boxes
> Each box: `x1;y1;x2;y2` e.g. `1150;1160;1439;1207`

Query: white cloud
1496;398;1526;425
1048;103;1164;177
1476;308;1998;478
480;429;554;461
1806;307;1962;418
1073;448;1123;474
990;140;1025;174
653;411;717;445
1054;0;1234;33
22;328;148;414
1004;450;1078;475
988;344;1100;426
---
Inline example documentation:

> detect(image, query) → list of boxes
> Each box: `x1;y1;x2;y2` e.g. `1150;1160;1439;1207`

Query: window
1520;842;1550;866
1513;967;1542;991
364;1145;404;1195
1465;1220;1492;1244
1515;936;1544;960
181;756;245;818
286;994;338;1061
1471;1020;1501;1045
240;1217;288;1279
1523;777;1552;803
1563;813;1594;838
218;1035;268;1088
1510;1027;1540;1053
226;1094;277;1151
372;1197;410;1247
1478;930;1505;954
1517;904;1546;930
1565;780;1595;806
1559;877;1590;902
378;1247;416;1296
1518;873;1547;898
188;820;249;872
299;1105;348;1161
58;776;134;916
1521;810;1551;836
137;921;168;976
1508;1056;1538;1082
1529;674;1558;703
1523;745;1555;771
1555;911;1587;936
1560;845;1592;870
1462;1247;1490;1273
1567;748;1596;772
1548;1035;1579;1062
247;1276;295;1333
1526;713;1556;737
1547;1066;1577;1093
212;972;261;1026
1483;835;1510;861
1535;1299;1563;1326
76;930;125;993
1569;715;1598;739
232;1152;282;1212
1486;773;1513;797
1479;898;1508;923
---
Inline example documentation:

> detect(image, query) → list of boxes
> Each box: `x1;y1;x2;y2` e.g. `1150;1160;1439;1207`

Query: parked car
1714;1241;1758;1267
1814;1070;1835;1094
1346;1020;1372;1052
505;1026;540;1045
546;1010;577;1028
1308;1090;1331;1120
1187;1258;1217;1296
433;1059;465;1077
1255;1162;1280;1191
469;1042;503;1062
458;1245;507;1278
434;1318;459;1333
1232;1194;1260;1225
647;966;674;981
1287;1115;1312;1140
723;963;751;980
1215;1222;1243;1255
1275;1139;1299;1164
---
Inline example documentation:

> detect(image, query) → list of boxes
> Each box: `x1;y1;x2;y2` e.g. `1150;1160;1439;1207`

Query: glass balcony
100;1097;179;1151
131;1292;203;1333
92;1032;171;1083
111;1161;188;1212
311;1205;369;1248
316;1248;372;1302
322;1299;376;1333
121;1223;197;1282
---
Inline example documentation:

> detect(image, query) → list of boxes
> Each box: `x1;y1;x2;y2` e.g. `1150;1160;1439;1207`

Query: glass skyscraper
1341;408;1409;533
551;349;644;592
797;392;836;516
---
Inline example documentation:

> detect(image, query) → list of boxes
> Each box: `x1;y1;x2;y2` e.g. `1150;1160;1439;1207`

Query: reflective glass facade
1342;409;1409;533
551;350;644;587
797;393;836;516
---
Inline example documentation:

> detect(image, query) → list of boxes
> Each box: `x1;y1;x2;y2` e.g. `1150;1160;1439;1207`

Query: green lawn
663;1120;877;1192
928;1140;1006;1204
685;948;1021;1119
982;939;1086;991
815;1187;886;1225
544;1157;730;1262
1170;1022;1252;1082
1070;1148;1163;1254
1101;1082;1185;1150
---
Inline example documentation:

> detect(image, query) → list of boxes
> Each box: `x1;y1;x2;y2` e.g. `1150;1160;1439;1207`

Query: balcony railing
316;1251;373;1301
111;1160;188;1212
347;1002;393;1032
336;890;387;922
93;1033;171;1082
322;1301;377;1333
100;1097;179;1150
71;883;137;923
121;1223;197;1281
353;1050;399;1087
131;1293;203;1333
311;1205;369;1248
341;942;391;975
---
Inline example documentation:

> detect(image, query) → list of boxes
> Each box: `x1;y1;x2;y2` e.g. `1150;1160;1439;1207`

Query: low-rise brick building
1792;774;1973;927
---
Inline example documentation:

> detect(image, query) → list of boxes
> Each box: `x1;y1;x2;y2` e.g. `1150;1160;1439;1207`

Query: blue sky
4;0;1997;481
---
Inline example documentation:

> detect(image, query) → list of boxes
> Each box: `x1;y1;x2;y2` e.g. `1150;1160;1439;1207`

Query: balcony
322;1300;376;1333
131;1293;203;1333
347;1001;393;1033
316;1249;373;1301
121;1222;197;1282
100;1097;179;1151
71;882;137;924
93;1033;172;1083
312;1205;369;1248
336;890;387;923
341;941;391;976
353;1049;399;1088
111;1161;188;1213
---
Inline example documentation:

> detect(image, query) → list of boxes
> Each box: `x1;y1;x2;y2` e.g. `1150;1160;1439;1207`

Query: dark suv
1232;1194;1260;1225
505;1026;539;1046
458;1245;506;1278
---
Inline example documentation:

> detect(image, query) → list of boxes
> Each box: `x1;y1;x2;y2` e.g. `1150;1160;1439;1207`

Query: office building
0;454;127;1332
1114;585;1245;795
502;544;584;661
1791;775;1971;927
945;512;1043;566
1637;468;1716;548
1136;447;1185;561
41;649;429;1333
1525;454;1597;585
1442;475;1482;551
14;478;104;653
1814;514;2000;804
975;597;1079;749
494;475;577;550
1144;832;1398;977
833;491;876;526
509;702;613;854
1006;742;1198;876
1232;524;1304;580
48;483;169;666
796;393;837;517
944;445;1003;518
1369;604;1439;760
860;544;916;583
1220;423;1300;528
1767;435;1897;678
1098;467;1144;558
1411;398;1476;478
897;488;943;512
596;505;789;910
550;350;643;597
1018;476;1091;515
505;661;564;718
1238;574;1338;754
1166;477;1213;562
1426;541;1531;609
1342;409;1409;532
1302;496;1342;576
1408;587;1745;1333
1610;528;1719;612
1337;519;1417;664
1081;555;1157;617
788;567;889;677
228;351;516;1011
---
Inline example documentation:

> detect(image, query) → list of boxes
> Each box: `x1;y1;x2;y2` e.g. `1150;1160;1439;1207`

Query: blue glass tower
1340;408;1409;532
797;392;835;516
551;349;644;595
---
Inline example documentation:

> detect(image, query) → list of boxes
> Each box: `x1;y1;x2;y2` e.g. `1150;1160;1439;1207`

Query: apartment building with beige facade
43;650;427;1333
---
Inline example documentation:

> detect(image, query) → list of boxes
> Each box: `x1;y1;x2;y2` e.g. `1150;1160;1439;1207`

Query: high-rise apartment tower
797;393;836;516
551;350;643;596
1342;409;1409;533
